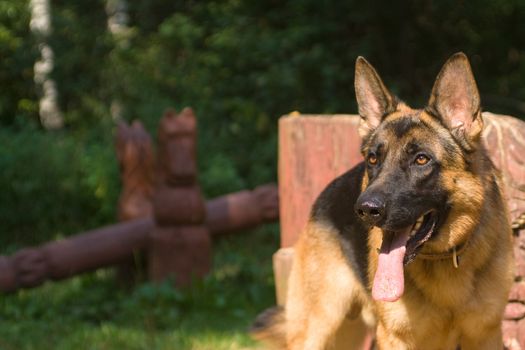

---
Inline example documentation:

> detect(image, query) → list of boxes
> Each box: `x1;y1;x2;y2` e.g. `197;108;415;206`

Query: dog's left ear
428;52;483;149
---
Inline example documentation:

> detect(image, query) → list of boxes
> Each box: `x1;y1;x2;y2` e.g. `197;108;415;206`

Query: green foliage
0;226;278;349
103;0;525;194
3;0;525;246
0;126;118;246
0;0;38;126
51;0;113;127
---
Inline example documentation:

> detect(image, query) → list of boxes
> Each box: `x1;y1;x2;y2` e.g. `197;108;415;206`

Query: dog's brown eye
415;154;430;165
368;154;378;166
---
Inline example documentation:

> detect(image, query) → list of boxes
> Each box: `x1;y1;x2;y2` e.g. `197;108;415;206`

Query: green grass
0;225;279;349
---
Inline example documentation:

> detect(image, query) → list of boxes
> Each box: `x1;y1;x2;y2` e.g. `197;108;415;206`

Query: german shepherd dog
252;53;514;349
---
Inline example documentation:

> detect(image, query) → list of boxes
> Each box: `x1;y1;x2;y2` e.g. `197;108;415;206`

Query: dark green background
2;0;525;244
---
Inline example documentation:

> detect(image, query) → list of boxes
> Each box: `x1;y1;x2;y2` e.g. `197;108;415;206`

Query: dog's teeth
410;215;425;235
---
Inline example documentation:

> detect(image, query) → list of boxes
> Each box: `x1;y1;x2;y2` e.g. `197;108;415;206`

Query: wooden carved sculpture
114;120;155;283
483;113;525;349
206;183;279;236
0;107;279;293
148;108;211;286
115;120;155;221
0;184;278;293
0;219;152;292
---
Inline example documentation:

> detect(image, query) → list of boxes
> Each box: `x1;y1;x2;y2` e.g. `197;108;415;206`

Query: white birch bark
106;0;130;122
30;0;64;130
106;0;130;43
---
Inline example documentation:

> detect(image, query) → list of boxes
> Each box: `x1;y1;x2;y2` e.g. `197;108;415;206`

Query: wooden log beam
0;184;278;293
206;183;278;236
0;218;152;292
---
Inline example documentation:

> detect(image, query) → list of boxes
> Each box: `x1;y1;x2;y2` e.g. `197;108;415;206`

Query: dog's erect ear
428;52;483;149
355;57;397;138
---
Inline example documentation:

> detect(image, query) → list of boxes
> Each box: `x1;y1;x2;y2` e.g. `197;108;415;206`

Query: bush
3;0;525;247
0;126;118;246
0;0;38;126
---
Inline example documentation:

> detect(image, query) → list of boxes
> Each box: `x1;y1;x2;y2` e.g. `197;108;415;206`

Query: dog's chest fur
368;221;513;349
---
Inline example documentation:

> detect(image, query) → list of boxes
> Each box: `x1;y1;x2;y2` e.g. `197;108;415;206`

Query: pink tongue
372;229;411;302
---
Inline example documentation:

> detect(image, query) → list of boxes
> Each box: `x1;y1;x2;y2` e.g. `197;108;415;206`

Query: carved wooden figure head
157;108;197;186
115;120;155;220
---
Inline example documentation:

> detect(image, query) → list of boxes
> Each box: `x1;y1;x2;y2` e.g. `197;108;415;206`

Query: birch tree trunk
29;0;64;130
106;0;130;122
106;0;129;42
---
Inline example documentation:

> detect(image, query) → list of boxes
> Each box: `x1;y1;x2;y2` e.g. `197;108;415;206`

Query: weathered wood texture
0;218;153;292
0;107;280;293
114;120;155;284
115;120;155;222
148;108;211;286
483;113;525;349
276;114;371;349
0;184;278;293
278;114;363;248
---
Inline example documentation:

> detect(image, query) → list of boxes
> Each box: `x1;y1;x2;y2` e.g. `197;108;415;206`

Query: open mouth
372;211;438;302
404;211;438;265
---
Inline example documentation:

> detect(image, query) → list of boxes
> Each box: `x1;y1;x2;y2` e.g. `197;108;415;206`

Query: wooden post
275;114;371;348
114;120;155;283
115;120;154;222
278;114;363;249
275;114;363;304
482;113;525;348
148;108;211;287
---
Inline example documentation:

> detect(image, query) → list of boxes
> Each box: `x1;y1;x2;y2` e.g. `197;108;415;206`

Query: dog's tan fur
252;53;514;350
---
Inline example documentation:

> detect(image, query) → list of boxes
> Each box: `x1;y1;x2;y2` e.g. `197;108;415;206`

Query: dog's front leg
285;223;368;350
286;271;364;350
460;326;503;350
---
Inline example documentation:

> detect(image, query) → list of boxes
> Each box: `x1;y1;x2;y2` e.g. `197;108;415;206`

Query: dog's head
353;53;486;301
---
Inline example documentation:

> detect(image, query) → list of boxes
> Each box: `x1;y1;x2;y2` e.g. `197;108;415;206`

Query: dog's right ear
355;57;397;138
428;52;483;150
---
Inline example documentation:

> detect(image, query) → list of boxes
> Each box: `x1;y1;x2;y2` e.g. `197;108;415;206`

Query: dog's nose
355;197;386;225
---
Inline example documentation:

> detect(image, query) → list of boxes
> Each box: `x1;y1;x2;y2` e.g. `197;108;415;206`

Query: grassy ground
0;225;279;349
